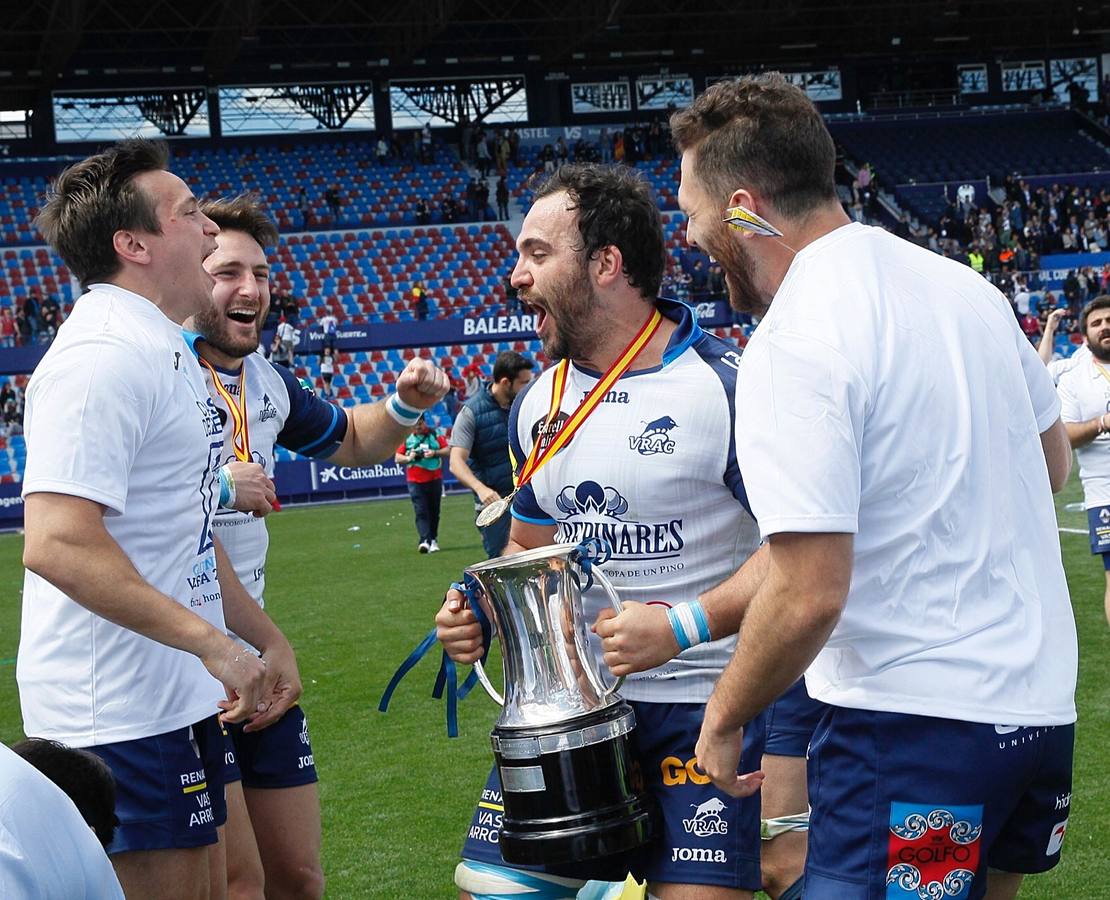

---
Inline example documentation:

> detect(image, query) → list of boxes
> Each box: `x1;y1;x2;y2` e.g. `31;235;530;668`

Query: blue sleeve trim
694;334;753;518
509;481;550;523
510;509;557;526
271;362;349;458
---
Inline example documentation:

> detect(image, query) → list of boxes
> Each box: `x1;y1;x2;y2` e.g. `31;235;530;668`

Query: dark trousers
408;480;442;543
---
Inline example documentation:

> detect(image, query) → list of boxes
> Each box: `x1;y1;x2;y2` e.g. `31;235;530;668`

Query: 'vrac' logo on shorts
682;797;729;837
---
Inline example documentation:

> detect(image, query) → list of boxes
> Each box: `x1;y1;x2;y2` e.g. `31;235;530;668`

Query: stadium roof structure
1;0;1107;110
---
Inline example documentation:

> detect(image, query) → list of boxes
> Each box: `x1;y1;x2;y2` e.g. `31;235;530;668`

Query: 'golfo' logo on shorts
885;802;982;899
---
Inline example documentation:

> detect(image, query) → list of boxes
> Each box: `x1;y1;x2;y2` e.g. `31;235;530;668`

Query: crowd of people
0;293;65;348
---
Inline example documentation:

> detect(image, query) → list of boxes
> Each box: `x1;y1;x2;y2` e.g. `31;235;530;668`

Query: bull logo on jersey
886;803;981;900
682;797;729;837
299;716;311;747
629;416;678;456
1100;508;1110;525
258;393;278;423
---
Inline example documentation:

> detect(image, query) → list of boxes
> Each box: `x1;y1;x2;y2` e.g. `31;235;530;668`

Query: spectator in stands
461;361;482;399
22;293;41;344
0;379;17;412
443;196;460;224
275;317;298;366
324;185;341;222
411;281;429;321
14;308;30;346
496;131;511;175
40;295;60;341
540;144;556;173
449;350;535;557
508;127;520;165
555;136;569;166
496;176;510;221
319;349;335;399
376;136;389;165
415;198;430;225
395;419;450;553
0;307;15;347
466;178;482;220
421;123;433;163
319;306;339;354
475;133;492;177
599;127;612;163
281;293;300;323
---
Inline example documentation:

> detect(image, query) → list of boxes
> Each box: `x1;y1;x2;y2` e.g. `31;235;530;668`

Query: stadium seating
828;110;1110;225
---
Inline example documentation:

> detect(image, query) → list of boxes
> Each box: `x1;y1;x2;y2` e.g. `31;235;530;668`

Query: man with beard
187;195;450;899
448;350;535;558
436;164;766;900
1057;294;1110;627
605;74;1076;898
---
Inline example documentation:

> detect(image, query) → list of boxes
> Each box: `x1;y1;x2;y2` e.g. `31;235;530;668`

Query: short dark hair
199;194;279;250
1080;295;1110;333
35;138;170;287
493;350;535;384
530;164;665;300
11;737;118;849
670;73;838;220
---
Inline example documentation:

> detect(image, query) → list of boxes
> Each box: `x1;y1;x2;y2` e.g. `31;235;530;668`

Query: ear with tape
723;204;783;238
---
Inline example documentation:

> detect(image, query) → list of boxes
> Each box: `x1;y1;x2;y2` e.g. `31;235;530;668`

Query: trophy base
492;702;657;866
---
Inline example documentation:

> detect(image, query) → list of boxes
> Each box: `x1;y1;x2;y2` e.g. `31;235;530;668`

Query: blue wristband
667;600;710;651
667;606;693;651
386;392;423;427
218;466;232;506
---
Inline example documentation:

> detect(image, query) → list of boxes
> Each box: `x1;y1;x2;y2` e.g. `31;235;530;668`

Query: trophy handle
472;658;505;706
588;564;626;701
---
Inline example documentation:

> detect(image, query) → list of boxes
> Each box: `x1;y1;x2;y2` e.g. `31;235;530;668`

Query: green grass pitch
1;479;1106;897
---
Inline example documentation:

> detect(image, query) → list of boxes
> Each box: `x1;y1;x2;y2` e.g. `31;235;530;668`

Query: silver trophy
464;541;656;865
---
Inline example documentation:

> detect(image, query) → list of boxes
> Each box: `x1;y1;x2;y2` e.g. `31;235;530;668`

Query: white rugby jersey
1057;352;1110;508
508;298;761;704
185;336;347;626
19;285;227;746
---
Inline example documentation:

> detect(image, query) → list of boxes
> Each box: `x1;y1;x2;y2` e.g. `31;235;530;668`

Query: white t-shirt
0;745;124;900
1057;352;1110;507
18;284;227;746
1047;343;1089;386
509;300;761;704
736;223;1076;727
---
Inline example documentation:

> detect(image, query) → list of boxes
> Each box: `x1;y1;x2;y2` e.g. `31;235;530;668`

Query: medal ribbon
200;358;251;462
515;308;663;489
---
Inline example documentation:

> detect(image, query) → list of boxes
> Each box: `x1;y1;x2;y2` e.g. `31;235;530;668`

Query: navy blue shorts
765;677;828;758
804;706;1074;899
1086;504;1110;558
462;700;765;890
89;714;227;854
224;705;318;789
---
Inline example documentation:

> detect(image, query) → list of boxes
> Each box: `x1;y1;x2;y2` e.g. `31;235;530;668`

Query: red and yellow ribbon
515;308;663;489
200;358;252;462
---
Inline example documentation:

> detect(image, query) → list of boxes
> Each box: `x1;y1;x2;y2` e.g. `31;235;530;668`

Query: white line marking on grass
1059;527;1088;535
